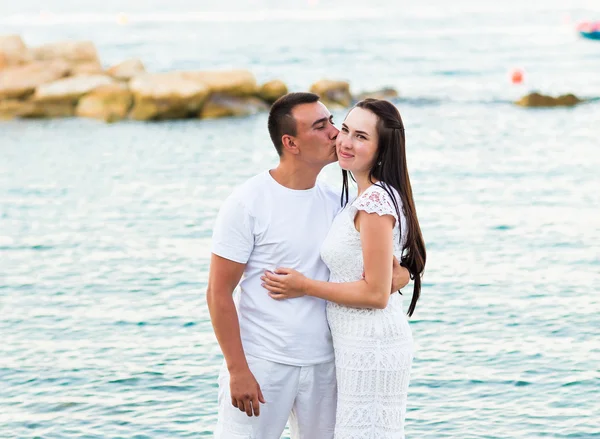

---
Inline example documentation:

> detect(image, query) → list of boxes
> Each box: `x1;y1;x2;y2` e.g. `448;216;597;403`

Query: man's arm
391;257;411;292
363;257;410;293
206;253;265;417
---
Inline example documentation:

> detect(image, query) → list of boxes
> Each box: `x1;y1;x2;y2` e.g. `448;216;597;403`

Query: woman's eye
341;127;348;133
357;134;366;140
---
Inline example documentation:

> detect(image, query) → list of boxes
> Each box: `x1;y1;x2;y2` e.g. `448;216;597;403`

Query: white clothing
211;170;340;366
321;183;414;439
214;355;337;439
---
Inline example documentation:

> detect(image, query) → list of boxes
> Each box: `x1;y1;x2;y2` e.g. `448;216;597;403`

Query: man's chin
329;150;339;164
318;157;337;169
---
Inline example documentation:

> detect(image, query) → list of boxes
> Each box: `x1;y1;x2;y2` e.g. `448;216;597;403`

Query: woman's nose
337;132;350;149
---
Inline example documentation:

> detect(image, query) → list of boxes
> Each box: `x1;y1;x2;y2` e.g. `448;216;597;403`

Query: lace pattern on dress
348;184;399;224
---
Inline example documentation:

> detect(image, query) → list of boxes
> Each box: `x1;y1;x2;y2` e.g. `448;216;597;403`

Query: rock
516;92;583;107
76;83;133;123
69;60;104;75
258;80;288;103
28;40;104;76
199;94;269;119
0;99;35;119
129;72;210;120
0;61;70;99
20;101;76;118
0;35;31;68
29;40;99;64
354;87;399;102
555;94;583;106
309;79;352;108
33;75;115;103
107;59;146;80
182;69;258;96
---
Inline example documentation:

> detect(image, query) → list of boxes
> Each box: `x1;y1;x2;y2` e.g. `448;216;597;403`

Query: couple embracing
207;92;426;439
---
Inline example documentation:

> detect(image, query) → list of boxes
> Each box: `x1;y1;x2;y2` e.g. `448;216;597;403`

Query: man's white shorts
213;355;336;439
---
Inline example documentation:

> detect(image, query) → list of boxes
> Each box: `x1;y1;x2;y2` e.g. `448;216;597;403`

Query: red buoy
511;69;524;84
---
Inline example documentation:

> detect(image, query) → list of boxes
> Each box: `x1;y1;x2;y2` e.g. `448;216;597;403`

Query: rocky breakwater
0;36;403;123
0;36;289;123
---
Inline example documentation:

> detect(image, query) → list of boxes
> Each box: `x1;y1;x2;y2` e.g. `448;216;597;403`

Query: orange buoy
511;69;524;84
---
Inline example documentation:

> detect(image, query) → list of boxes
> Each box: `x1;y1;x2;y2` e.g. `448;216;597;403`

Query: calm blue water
1;1;599;438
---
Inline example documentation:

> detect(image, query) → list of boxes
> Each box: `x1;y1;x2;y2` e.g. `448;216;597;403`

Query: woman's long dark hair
341;99;426;316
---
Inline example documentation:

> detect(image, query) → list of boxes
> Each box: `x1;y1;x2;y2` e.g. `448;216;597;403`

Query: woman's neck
354;171;378;197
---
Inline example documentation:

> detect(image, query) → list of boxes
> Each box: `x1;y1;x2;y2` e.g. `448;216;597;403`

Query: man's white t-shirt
211;170;340;366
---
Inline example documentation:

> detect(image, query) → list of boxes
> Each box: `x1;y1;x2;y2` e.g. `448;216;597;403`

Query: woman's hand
261;268;308;300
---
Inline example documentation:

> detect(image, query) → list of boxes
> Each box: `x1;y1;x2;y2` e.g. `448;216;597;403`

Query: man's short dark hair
268;92;320;156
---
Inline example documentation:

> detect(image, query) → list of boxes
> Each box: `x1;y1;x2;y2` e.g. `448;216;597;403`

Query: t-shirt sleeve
211;192;254;264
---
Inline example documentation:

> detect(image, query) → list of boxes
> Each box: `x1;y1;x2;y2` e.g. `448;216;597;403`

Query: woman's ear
281;135;300;155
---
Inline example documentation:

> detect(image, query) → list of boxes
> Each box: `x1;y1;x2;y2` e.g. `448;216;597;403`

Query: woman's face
336;107;379;175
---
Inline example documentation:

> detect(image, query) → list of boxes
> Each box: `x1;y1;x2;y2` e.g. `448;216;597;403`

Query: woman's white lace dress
321;183;414;439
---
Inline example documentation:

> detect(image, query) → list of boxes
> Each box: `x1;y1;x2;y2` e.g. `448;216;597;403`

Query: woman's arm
263;211;396;309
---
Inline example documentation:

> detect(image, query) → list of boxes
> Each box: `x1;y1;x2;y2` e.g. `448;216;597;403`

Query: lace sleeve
348;184;399;223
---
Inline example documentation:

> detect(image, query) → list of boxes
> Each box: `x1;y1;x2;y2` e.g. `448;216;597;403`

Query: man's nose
330;125;340;139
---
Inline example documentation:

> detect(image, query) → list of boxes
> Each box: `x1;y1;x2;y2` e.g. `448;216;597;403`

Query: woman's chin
338;163;357;173
337;158;352;171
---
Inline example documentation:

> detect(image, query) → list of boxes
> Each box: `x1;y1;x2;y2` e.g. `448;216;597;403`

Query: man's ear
282;135;300;155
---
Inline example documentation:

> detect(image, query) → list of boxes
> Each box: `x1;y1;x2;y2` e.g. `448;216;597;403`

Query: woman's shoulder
351;183;400;220
356;182;400;207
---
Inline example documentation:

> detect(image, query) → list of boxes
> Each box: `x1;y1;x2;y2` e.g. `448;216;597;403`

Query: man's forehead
292;101;330;125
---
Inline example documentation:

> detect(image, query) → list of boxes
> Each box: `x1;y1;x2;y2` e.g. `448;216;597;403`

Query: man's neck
269;160;322;191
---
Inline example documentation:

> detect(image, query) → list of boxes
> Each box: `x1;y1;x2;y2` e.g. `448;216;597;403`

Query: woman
261;99;426;438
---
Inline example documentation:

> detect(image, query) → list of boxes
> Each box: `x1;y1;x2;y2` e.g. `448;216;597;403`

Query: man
207;92;409;439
